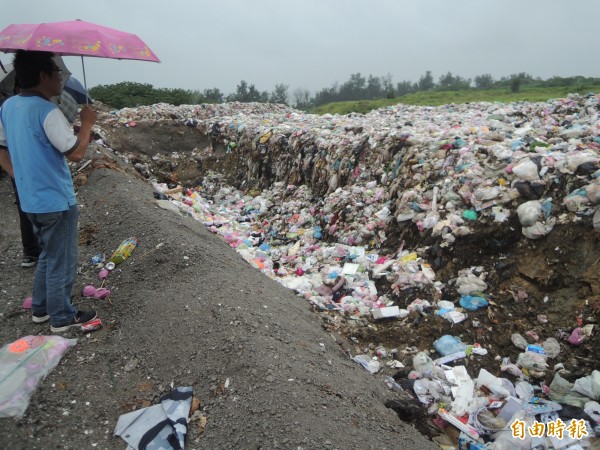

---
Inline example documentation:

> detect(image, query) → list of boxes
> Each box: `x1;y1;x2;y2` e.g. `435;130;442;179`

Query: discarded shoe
50;310;97;333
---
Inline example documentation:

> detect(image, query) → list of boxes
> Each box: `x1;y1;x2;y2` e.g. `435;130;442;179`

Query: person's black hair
13;50;56;89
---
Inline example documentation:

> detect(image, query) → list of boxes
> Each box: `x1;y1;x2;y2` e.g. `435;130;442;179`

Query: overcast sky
2;0;599;96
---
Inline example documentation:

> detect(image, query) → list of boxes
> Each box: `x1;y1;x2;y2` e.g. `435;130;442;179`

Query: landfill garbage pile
101;95;600;243
93;96;600;448
99;101;296;131
152;177;434;316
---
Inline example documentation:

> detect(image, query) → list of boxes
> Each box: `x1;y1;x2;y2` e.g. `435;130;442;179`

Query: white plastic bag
541;337;561;359
573;370;600;401
521;218;556;239
512;159;540;181
0;335;77;418
352;354;380;374
516;200;542;227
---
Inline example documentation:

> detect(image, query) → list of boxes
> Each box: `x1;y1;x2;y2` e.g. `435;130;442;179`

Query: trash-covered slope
95;98;600;448
0;149;439;449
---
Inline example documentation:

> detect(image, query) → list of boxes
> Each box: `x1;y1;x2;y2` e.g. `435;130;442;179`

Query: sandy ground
0;146;438;449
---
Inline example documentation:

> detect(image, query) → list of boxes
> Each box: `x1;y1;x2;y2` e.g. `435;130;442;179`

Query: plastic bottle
109;237;139;265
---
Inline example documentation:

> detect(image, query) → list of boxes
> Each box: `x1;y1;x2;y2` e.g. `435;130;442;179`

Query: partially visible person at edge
0;79;41;268
0;50;98;332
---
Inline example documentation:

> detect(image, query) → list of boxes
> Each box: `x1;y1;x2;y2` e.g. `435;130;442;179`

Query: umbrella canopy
0;20;160;62
0;20;159;103
64;76;91;104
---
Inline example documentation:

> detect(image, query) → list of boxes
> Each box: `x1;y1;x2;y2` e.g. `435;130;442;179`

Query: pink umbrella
0;20;159;101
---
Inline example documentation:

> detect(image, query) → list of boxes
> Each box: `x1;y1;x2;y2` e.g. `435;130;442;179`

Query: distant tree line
89;71;600;110
90;82;191;109
89;80;289;110
300;71;600;109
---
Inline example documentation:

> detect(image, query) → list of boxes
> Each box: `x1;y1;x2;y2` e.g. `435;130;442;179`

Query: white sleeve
43;108;78;154
0;109;6;147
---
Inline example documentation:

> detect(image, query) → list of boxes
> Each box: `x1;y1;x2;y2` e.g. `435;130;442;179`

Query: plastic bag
594;210;600;231
548;373;589;408
521;217;555;239
459;295;488;311
564;191;589;212
584;400;600;426
541;337;561;359
352;354;380;374
515;381;534;401
516;351;548;371
434;335;467;356
516;200;542;227
0;335;77;418
456;275;488;296
573;370;600;401
512;158;540;181
449;366;475;417
585;183;600;205
476;368;510;398
511;333;529;350
568;325;594;345
491;143;513;160
412;352;434;376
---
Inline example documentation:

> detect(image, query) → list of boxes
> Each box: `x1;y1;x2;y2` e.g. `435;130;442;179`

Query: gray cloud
3;0;599;96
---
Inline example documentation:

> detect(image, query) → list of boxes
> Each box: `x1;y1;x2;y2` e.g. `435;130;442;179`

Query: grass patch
313;86;600;115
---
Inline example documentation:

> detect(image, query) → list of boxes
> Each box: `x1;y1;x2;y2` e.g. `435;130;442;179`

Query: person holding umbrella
0;50;98;332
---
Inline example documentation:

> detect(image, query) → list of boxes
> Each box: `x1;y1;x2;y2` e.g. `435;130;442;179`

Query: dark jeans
27;205;79;326
10;178;41;258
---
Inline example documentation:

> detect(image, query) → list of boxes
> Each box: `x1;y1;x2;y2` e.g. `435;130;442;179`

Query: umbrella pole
80;56;89;105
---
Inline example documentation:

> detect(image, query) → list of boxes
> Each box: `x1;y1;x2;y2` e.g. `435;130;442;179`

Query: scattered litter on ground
114;386;193;449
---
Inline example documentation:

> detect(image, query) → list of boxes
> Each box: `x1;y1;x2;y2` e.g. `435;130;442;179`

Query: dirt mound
0;146;438;449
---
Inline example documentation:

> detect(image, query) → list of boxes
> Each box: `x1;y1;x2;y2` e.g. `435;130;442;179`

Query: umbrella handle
80;56;89;105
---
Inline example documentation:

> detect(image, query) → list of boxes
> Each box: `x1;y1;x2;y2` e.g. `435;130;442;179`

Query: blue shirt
0;93;78;213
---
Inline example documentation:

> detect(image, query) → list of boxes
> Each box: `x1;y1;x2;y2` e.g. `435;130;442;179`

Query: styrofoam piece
372;306;402;320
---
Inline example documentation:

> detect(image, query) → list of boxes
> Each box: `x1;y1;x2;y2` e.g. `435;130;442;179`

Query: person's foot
32;312;50;323
50;310;97;333
21;256;39;268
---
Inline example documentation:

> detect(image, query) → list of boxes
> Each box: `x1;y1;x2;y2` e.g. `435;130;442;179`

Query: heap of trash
124;95;600;316
153;177;439;315
104;94;600;241
149;176;599;448
94;95;600;448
